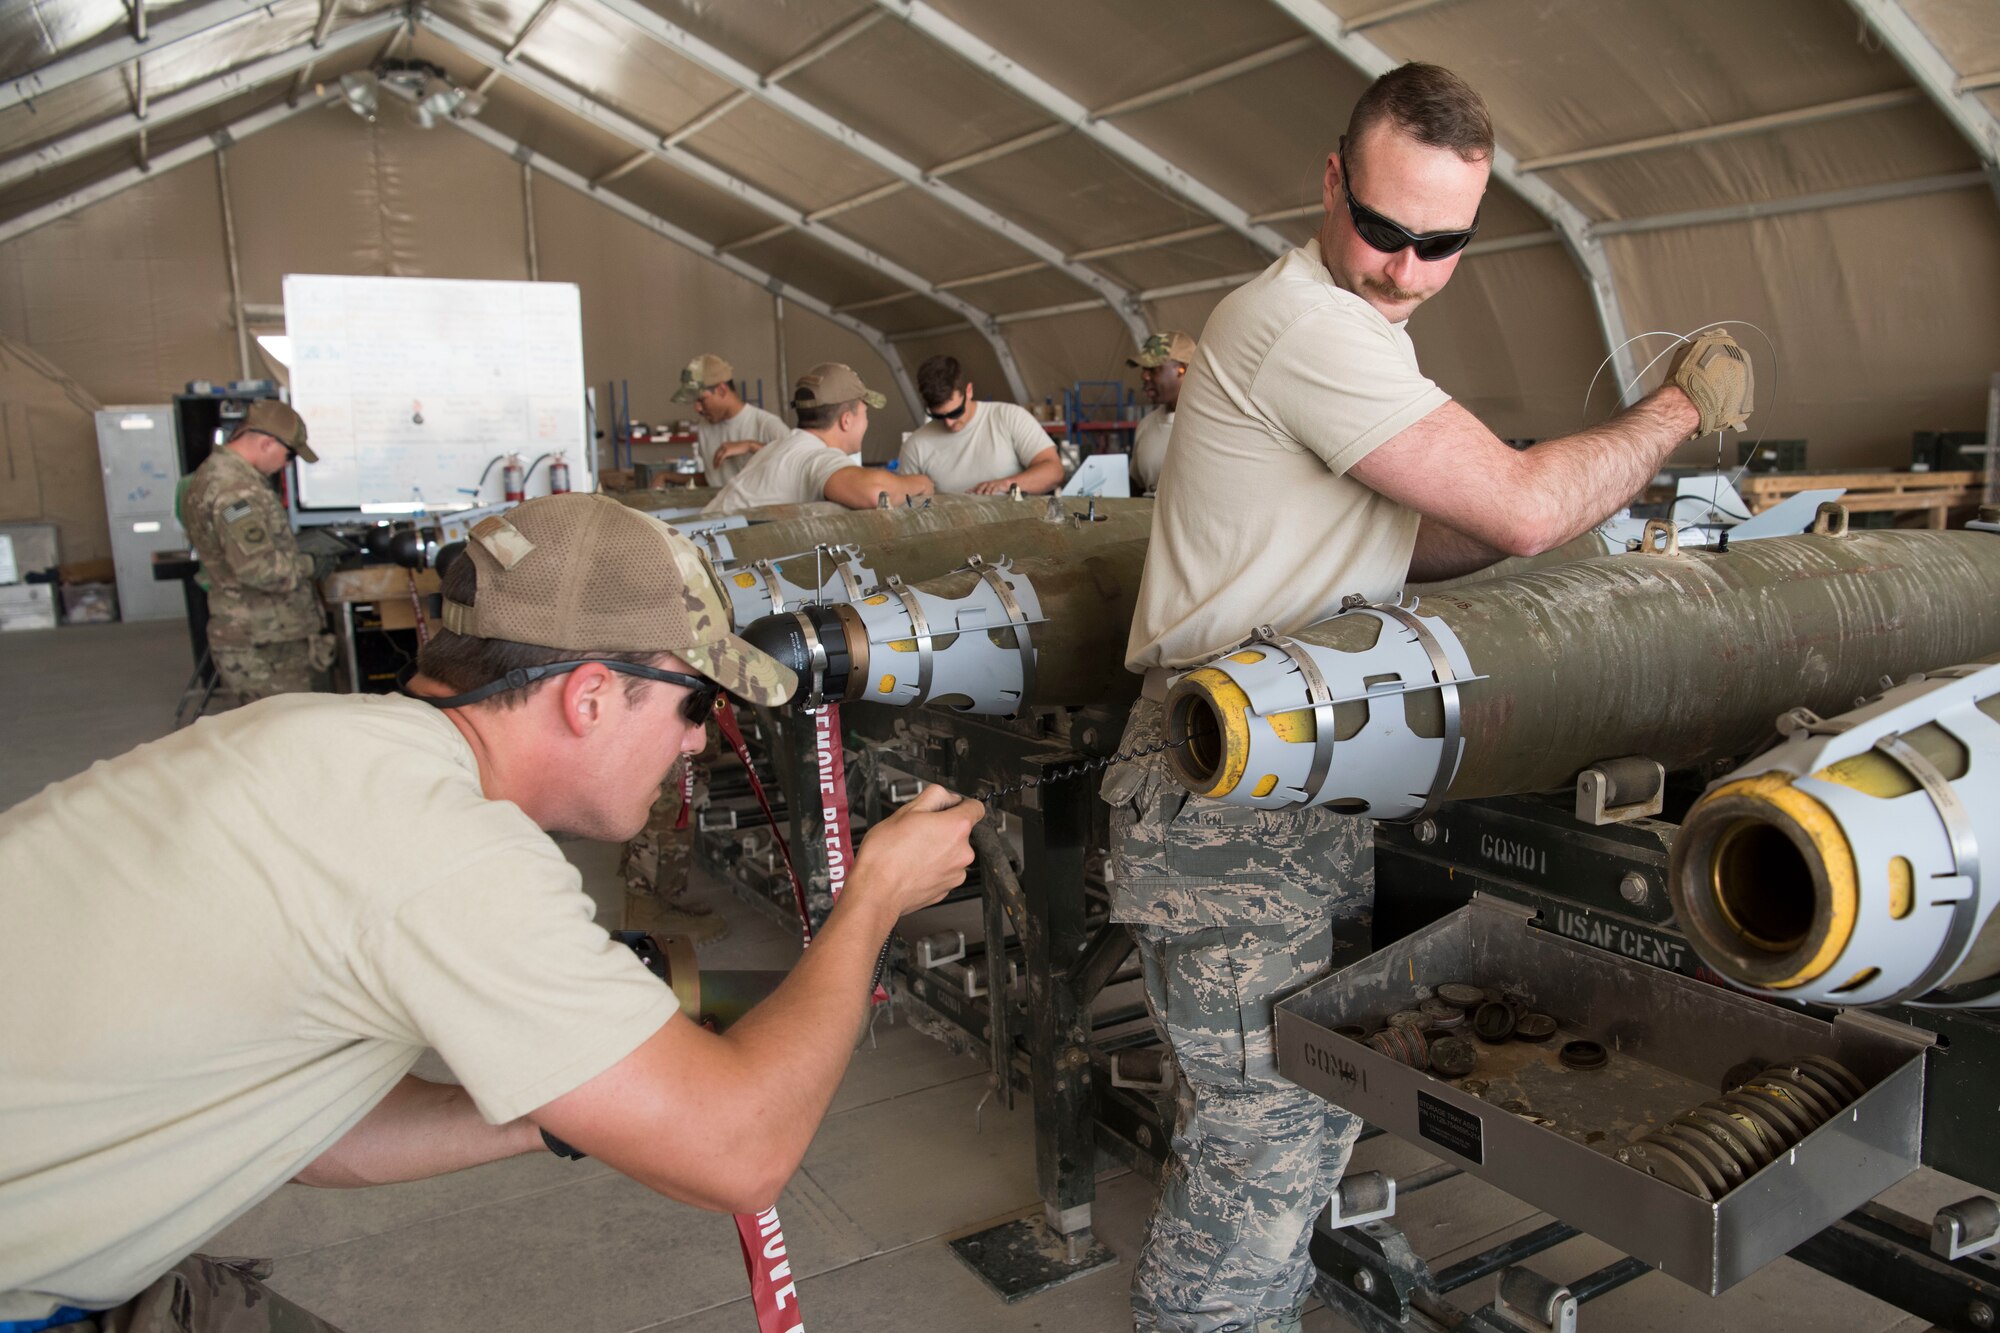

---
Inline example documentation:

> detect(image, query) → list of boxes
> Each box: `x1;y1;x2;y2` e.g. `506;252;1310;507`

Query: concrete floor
1;619;1970;1332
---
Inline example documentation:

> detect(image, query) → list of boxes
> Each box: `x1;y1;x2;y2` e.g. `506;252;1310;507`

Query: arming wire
1579;321;1780;545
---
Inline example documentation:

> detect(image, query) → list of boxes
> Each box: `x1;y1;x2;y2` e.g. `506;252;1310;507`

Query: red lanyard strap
673;755;695;831
735;1206;806;1333
808;702;884;1002
714;698;814;945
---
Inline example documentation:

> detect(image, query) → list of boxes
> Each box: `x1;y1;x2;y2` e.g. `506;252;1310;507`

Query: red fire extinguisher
549;452;571;494
503;453;525;503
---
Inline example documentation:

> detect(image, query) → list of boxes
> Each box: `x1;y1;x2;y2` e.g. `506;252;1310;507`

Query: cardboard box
60;558;117;585
0;582;58;631
61;581;118;624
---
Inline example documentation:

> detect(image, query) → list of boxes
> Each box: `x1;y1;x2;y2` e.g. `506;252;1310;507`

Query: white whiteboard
283;274;590;510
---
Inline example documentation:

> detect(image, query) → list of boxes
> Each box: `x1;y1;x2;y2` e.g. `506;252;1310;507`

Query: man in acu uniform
181;400;331;702
1109;63;1753;1331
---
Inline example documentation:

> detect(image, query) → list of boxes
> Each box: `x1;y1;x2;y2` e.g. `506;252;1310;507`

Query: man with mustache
1107;62;1753;1332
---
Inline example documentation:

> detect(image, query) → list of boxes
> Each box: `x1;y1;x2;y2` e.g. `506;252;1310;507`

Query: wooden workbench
320;565;441;693
1736;469;1985;529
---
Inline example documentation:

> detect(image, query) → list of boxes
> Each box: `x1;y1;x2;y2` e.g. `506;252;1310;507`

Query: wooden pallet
1736;469;1986;529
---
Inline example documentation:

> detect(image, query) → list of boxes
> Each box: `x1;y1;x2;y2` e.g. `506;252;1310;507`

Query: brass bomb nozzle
1669;775;1860;990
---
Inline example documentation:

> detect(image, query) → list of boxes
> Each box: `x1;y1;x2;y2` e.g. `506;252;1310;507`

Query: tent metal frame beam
1346;0;1467;32
286;0;343;103
1264;0;1643;403
422;12;1030;401
1071;221;1228;263
448;114;922;418
582;0;1149;346
0;12;403;193
1517;88;1927;173
3;0;268;113
309;0;342;49
635;12;881;147
717;221;792;254
870;0;1295;257
0;91;330;247
1091;35;1317;120
889;226;1564;340
1844;0;2000;205
1590;169;1990;238
764;9;886;82
925;123;1067;177
757;54;1329;268
472;0;565;97
1962;70;2000;95
823;200;1324;315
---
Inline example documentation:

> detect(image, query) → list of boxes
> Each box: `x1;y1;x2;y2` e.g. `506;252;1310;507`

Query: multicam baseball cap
793;362;887;412
239;399;317;463
438;493;795;705
1127;331;1197;369
670;353;734;404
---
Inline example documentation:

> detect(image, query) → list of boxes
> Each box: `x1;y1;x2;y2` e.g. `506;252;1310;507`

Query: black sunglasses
1339;155;1479;262
410;660;720;723
926;394;971;423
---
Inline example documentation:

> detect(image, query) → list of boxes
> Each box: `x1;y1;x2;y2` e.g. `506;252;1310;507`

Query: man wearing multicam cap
670;353;790;485
703;363;934;514
1126;331;1194;496
898;354;1062;495
0;492;983;1331
180;399;334;702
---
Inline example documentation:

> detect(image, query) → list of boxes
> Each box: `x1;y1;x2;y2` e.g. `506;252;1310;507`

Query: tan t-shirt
1126;240;1450;671
897;401;1052;493
695;404;791;485
702;429;859;514
0;695;678;1320
1130;406;1174;495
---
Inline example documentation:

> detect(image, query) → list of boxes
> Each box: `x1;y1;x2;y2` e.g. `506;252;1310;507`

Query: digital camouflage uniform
1103;699;1373;1333
46;1255;344;1332
181;448;329;704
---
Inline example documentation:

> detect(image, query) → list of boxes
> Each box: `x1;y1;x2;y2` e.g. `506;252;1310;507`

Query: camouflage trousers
209;639;319;704
619;755;702;904
1103;701;1372;1333
48;1255;343;1332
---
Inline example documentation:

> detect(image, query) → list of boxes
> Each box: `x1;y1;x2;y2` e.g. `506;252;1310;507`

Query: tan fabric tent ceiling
2;0;1997;560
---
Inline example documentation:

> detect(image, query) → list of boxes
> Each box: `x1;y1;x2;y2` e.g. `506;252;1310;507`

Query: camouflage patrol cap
238;399;317;463
1126;331;1197;369
671;353;734;404
438;492;794;705
793;362;887;412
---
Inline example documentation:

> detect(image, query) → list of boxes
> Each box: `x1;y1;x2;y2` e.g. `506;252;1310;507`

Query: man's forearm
1519;386;1699;549
704;888;896;1145
1408;519;1507;582
1010;459;1064;494
294;1076;542;1187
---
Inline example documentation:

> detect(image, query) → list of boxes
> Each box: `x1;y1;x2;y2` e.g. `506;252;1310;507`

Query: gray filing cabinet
96;406;187;622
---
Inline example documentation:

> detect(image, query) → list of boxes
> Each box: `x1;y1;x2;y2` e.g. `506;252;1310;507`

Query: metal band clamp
965;554;1038;706
883;574;935;701
1249;624;1336;805
1367;602;1467;820
790;609;830;707
1876;732;1982;1004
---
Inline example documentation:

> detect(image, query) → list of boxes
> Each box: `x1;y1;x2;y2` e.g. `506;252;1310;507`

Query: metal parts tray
1274;894;1932;1293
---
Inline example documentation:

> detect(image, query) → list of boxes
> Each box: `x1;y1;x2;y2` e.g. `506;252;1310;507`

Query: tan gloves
1668;328;1754;437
